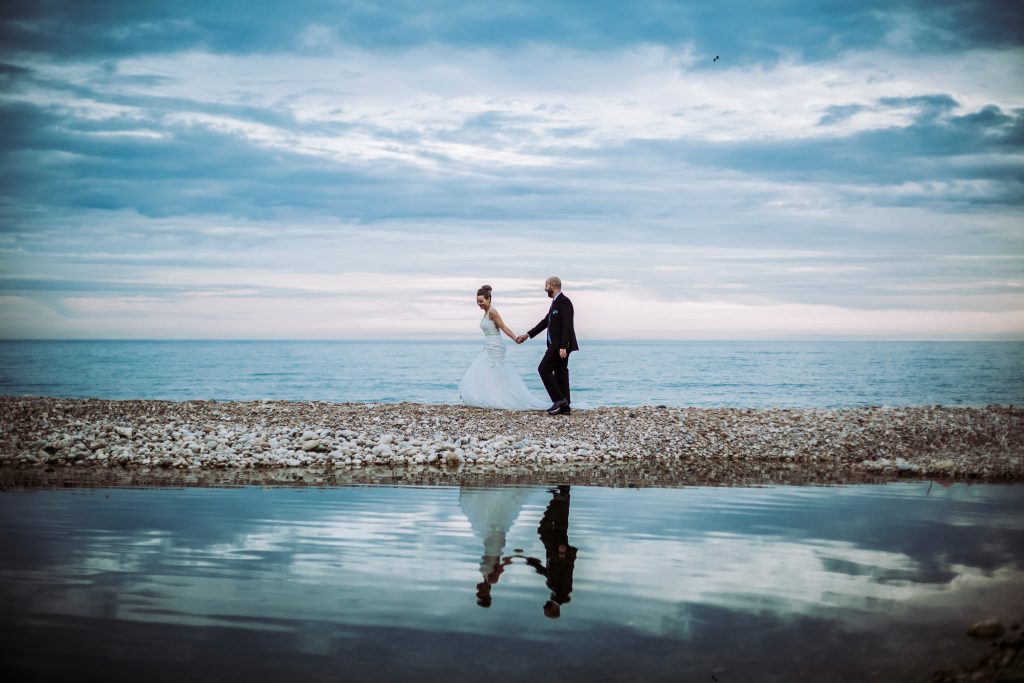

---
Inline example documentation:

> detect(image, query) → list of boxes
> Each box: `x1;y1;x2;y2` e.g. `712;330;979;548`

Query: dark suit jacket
528;293;580;352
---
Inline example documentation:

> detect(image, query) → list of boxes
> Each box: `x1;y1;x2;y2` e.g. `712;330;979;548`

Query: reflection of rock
932;620;1023;682
967;619;1005;639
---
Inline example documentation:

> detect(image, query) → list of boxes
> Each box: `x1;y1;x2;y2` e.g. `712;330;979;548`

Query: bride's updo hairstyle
476;285;492;300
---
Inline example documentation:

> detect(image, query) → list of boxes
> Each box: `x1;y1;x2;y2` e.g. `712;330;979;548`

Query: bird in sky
713;55;720;62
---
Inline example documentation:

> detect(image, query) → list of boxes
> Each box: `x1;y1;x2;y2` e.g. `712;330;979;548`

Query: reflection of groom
527;485;577;618
516;276;579;416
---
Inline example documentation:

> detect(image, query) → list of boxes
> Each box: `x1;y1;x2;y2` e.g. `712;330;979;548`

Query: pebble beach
2;397;1022;487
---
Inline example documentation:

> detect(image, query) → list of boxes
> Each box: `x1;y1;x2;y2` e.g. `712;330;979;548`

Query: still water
1;483;1022;682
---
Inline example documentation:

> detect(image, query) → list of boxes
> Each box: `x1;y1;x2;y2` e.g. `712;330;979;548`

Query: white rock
894;458;920;472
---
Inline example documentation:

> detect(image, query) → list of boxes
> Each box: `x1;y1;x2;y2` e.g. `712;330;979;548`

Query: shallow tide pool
1;482;1022;682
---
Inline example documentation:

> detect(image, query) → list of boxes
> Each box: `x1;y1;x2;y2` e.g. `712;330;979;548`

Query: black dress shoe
547;405;571;416
545;399;568;413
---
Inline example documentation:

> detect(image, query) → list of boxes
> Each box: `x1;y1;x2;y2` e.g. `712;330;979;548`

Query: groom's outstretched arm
527;315;548;339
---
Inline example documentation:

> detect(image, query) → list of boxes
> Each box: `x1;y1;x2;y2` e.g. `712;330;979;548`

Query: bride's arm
488;309;518;341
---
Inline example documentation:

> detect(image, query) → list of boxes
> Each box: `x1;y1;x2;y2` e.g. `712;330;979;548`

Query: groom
516;276;579;415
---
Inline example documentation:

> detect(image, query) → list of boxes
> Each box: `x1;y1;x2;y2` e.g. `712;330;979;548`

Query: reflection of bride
459;486;530;607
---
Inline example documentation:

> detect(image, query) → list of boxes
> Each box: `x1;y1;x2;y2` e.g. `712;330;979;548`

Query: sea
0;339;1021;407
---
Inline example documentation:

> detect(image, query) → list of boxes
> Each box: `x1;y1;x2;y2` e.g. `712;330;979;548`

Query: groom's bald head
544;276;561;298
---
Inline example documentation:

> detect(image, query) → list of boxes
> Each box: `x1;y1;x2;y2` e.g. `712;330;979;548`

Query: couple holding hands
458;276;579;415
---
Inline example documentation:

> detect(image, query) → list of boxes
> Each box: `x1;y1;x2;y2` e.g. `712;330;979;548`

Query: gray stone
967;619;1004;639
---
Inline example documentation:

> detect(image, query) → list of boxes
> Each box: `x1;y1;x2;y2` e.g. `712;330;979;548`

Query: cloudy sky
1;1;1021;339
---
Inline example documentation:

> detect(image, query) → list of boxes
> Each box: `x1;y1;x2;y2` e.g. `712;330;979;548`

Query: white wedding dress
459;486;530;575
459;310;548;410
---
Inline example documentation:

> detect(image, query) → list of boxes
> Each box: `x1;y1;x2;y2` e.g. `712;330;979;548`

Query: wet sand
2;397;1021;487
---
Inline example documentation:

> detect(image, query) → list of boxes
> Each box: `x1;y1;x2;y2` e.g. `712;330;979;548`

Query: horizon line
2;337;1023;343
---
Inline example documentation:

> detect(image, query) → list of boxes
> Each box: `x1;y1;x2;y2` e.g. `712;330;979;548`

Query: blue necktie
547;304;553;345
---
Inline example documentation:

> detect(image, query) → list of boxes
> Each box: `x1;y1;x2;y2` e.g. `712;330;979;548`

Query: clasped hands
514;334;566;357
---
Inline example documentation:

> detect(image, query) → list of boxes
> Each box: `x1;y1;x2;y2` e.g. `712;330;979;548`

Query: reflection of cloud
5;484;1023;644
580;530;1015;617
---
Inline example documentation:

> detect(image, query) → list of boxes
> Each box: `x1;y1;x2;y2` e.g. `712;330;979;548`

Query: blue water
0;340;1021;407
0;483;1020;682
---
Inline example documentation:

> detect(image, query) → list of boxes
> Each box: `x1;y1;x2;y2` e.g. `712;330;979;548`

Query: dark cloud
0;276;177;294
1;1;1018;63
1;80;1021;240
877;94;959;120
5;66;354;137
818;104;867;126
0;99;576;223
0;274;351;300
625;98;1024;207
0;62;31;76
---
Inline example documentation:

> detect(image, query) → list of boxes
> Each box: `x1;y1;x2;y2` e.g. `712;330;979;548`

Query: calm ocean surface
0;340;1021;407
1;483;1021;682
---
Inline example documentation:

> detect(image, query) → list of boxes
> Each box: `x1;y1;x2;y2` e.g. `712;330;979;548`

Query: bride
459;285;548;410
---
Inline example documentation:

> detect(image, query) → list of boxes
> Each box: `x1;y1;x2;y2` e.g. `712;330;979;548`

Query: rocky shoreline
931;619;1024;683
1;397;1022;487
